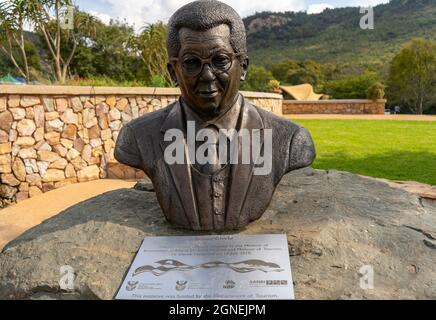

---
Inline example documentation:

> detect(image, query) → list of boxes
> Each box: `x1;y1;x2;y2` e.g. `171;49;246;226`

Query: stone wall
0;86;282;207
283;99;386;114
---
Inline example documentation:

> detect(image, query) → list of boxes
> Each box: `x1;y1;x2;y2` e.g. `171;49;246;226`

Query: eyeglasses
170;52;244;77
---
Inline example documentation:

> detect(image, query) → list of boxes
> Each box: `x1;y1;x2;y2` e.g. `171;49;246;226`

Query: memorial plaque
116;234;294;300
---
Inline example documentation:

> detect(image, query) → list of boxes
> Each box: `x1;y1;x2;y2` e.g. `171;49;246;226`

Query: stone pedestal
0;168;435;299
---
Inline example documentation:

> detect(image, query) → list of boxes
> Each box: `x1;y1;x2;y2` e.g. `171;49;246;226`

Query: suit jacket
114;95;316;230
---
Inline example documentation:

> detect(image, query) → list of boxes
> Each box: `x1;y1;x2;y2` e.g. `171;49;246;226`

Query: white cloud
102;0;306;31
220;0;306;18
307;3;334;14
88;10;112;25
350;0;389;6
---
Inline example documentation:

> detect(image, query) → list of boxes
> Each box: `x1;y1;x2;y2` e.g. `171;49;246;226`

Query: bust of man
115;0;316;231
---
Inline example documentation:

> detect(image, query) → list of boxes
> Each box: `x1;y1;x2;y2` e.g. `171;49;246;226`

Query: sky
76;0;390;31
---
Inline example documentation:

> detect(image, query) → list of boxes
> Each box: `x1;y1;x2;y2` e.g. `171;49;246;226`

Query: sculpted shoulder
124;102;175;133
251;103;301;134
114;102;175;171
250;103;316;171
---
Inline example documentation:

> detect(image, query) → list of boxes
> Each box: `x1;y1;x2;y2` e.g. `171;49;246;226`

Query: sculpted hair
167;0;247;58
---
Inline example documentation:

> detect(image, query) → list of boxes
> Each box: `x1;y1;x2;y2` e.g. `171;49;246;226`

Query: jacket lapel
159;102;200;230
225;98;265;229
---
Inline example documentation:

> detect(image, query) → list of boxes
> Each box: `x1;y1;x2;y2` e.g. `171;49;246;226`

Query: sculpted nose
199;63;216;81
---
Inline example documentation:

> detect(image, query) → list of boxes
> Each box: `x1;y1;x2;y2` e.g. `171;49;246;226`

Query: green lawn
292;120;436;185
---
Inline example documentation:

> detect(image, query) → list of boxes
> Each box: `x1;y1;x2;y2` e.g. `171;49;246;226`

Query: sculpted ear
240;57;249;81
167;63;178;86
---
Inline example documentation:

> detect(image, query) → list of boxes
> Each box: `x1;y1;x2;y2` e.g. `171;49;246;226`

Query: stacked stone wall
283;100;386;114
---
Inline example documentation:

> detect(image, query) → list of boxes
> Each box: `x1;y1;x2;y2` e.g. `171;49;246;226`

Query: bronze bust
115;0;316;231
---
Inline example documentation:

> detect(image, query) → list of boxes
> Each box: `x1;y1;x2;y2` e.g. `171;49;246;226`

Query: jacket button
214;209;222;215
214;192;221;198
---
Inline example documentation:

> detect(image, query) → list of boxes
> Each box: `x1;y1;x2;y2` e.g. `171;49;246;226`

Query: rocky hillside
244;0;436;68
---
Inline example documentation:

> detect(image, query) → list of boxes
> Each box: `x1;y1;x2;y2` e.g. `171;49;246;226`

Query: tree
320;63;341;81
324;72;380;99
387;38;436;115
270;59;323;89
129;22;172;86
270;59;299;83
23;0;98;83
35;0;74;83
70;18;142;83
241;65;275;92
286;60;323;89
0;0;32;80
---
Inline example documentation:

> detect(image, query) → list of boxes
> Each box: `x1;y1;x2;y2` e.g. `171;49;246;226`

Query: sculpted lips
198;86;220;98
199;90;219;98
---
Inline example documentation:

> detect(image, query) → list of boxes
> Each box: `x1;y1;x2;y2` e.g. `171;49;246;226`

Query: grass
291;119;436;185
64;77;149;87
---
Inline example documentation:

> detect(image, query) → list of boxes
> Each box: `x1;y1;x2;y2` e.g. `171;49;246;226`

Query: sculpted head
167;0;249;119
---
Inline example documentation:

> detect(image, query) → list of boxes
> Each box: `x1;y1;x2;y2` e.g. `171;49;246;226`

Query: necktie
196;125;223;175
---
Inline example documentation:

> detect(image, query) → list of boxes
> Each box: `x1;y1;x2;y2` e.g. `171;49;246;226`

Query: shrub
324;72;380;99
367;82;386;100
267;79;281;92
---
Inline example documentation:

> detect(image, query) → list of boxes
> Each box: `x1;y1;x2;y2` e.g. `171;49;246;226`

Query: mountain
244;0;436;70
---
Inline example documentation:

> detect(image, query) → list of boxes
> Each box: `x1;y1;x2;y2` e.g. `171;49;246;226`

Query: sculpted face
168;24;248;119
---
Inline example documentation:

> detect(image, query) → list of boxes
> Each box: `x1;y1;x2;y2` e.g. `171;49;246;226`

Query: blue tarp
0;74;26;84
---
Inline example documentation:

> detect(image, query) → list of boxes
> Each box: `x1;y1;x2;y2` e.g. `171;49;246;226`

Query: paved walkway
0;179;135;251
369;178;436;200
284;114;436;121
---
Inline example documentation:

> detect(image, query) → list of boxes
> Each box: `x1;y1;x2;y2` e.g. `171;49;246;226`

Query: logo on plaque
175;281;188;291
223;280;236;289
126;281;138;292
